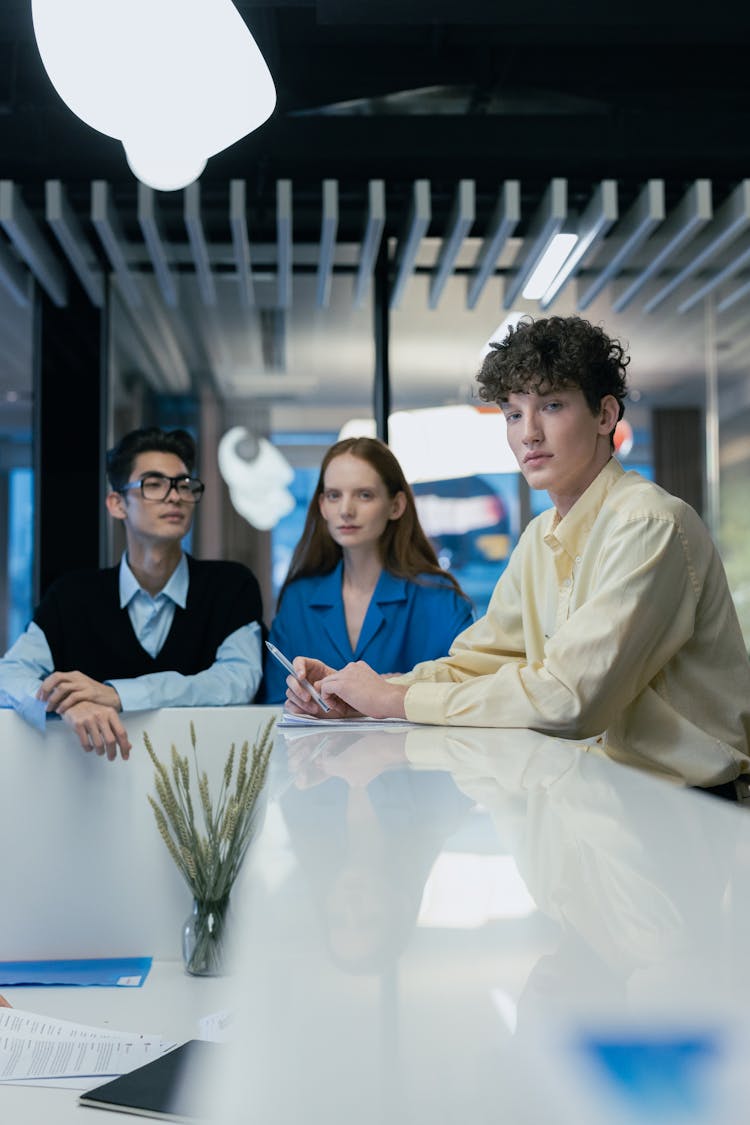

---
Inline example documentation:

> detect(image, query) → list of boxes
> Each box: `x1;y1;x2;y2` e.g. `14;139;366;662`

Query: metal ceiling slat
137;297;192;393
138;184;178;309
91;181;142;309
354;179;385;309
466;181;520;310
577;180;664;311
184;182;216;307
678;231;750;314
503;178;567;309
229;180;254;308
0;181;67;307
717;272;750;314
316;179;339;309
113;295;171;392
540;179;618;309
644;179;750;314
276;180;292;310
45;181;104;308
611;180;711;313
429;179;475;309
0;237;30;308
390;179;431;310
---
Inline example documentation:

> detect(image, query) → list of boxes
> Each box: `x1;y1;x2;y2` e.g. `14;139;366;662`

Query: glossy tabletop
4;710;750;1124
214;721;750;1125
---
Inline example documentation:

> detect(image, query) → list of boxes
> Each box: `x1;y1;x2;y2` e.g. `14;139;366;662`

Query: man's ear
105;490;128;522
599;395;621;437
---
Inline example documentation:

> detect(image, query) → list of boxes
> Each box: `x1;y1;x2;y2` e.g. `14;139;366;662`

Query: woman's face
318;453;405;553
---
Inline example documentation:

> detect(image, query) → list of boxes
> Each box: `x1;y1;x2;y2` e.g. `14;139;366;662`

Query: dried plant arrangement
143;715;275;973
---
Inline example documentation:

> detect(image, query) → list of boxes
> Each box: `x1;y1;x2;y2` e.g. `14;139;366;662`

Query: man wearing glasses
0;427;264;761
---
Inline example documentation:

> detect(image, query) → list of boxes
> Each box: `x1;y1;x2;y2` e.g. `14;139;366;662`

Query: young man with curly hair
287;316;750;790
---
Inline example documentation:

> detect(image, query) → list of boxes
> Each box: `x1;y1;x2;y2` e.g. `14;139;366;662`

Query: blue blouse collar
308;560;409;607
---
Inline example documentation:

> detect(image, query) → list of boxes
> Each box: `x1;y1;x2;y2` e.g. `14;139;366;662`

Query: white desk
216;722;750;1125
0;705;281;959
3;713;750;1123
0;960;230;1123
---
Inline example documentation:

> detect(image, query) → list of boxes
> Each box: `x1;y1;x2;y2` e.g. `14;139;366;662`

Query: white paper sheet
0;1008;166;1089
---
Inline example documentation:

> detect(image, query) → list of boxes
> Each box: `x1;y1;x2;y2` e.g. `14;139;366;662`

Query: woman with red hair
262;437;472;703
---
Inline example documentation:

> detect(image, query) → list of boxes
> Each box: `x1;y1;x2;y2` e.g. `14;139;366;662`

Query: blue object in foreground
0;957;152;987
579;1031;721;1119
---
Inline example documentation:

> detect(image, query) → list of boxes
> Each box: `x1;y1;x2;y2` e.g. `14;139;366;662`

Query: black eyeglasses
120;473;205;503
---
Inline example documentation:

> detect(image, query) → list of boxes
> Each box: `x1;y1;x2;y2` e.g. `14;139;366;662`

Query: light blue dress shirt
0;554;262;731
263;561;473;703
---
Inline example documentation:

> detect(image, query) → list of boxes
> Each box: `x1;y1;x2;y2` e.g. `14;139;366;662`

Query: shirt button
575;556;582;564
563;578;571;587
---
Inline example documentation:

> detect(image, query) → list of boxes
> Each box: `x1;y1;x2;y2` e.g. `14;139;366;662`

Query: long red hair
279;437;467;603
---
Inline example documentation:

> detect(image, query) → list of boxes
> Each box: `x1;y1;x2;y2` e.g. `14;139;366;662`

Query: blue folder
0;957;152;987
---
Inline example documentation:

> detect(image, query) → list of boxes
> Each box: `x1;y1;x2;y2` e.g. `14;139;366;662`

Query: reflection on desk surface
210;724;750;1125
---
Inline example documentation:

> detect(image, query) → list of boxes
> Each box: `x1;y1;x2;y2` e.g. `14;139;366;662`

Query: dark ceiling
2;0;750;241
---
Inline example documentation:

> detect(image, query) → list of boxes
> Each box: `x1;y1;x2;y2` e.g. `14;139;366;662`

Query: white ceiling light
522;233;578;300
31;0;276;192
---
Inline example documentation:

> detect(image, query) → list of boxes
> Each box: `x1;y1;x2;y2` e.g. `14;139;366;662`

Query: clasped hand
285;657;408;720
37;670;131;762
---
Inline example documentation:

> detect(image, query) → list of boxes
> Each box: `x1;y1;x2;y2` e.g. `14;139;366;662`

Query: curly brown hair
477;316;629;430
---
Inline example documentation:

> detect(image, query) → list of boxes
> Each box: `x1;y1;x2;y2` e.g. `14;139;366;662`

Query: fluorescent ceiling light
504;178;567;307
522;233;578;300
31;0;276;192
541;180;618;309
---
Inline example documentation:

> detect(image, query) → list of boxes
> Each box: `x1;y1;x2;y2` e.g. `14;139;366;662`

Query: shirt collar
118;552;189;609
544;457;624;557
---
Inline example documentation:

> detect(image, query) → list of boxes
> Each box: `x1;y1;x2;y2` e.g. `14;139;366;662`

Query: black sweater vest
34;557;264;683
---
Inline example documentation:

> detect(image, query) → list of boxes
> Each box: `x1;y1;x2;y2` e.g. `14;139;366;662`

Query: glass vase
182;895;230;976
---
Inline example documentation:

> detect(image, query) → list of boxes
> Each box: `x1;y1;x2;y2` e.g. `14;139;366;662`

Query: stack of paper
0;1008;173;1090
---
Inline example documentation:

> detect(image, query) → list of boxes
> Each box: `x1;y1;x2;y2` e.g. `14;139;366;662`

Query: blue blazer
262;561;473;703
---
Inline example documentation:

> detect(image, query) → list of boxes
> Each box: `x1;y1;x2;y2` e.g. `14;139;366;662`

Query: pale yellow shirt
396;458;750;786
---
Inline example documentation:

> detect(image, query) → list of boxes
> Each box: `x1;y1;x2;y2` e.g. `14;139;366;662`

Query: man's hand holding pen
285;657;408;720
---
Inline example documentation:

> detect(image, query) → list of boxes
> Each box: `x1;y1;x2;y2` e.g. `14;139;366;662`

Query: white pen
265;641;332;713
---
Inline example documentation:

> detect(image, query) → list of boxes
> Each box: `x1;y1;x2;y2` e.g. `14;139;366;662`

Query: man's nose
522;416;541;444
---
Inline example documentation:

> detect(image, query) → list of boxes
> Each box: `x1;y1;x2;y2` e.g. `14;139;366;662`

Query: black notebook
78;1039;221;1121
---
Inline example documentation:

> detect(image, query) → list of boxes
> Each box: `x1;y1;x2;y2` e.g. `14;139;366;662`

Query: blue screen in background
7;467;34;645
